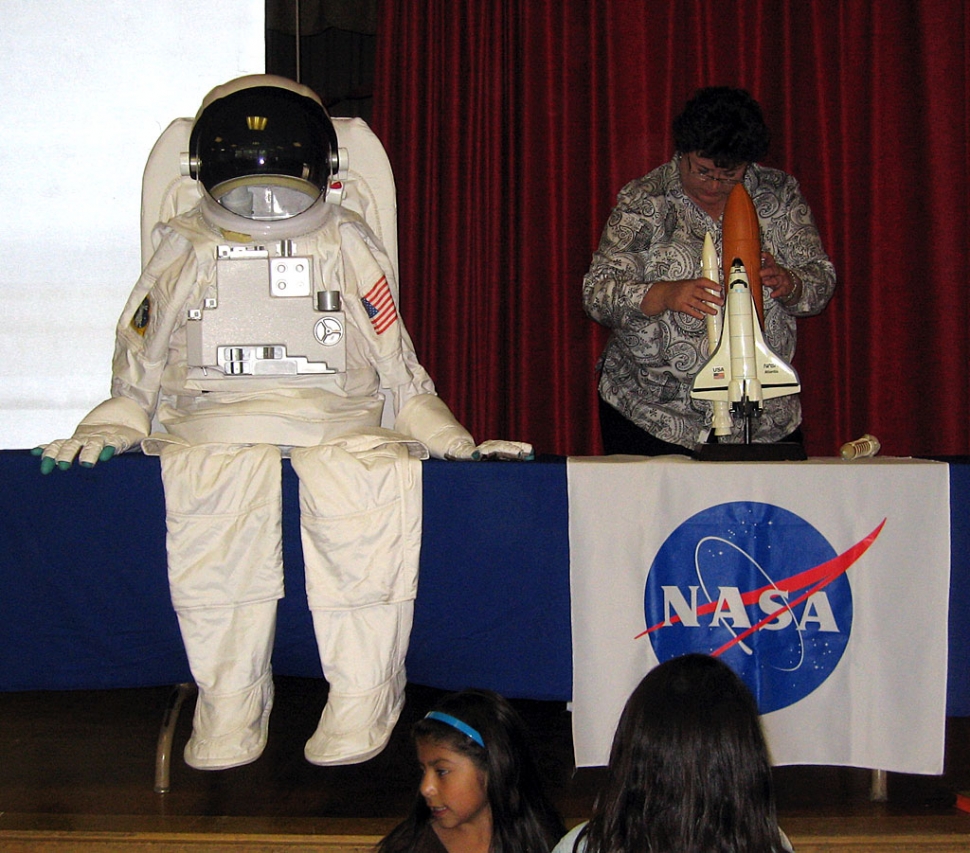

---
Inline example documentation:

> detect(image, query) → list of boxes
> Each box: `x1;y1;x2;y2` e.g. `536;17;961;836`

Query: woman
585;86;836;456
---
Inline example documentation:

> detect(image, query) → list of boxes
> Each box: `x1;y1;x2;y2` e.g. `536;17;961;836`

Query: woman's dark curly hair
673;86;770;168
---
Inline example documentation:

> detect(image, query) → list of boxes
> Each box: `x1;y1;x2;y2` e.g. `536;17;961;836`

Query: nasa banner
567;456;950;773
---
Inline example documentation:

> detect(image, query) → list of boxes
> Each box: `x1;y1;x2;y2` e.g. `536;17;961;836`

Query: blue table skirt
1;449;966;715
0;451;570;700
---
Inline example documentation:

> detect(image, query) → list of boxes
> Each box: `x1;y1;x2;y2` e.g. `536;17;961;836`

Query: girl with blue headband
377;688;565;853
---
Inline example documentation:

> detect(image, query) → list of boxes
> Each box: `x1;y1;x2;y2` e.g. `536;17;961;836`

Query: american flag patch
361;276;398;334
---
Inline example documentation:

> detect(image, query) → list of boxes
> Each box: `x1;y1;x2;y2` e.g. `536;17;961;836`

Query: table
1;450;967;716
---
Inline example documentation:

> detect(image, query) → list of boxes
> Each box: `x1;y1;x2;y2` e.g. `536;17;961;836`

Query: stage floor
1;676;969;843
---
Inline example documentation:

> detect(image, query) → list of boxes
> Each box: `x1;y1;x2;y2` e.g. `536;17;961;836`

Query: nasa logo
640;502;884;714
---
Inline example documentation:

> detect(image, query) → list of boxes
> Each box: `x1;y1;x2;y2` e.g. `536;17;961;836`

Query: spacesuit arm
34;225;202;473
339;220;533;461
33;395;151;473
394;394;533;461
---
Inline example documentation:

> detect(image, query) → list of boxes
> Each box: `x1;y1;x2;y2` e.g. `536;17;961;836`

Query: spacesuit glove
33;396;151;474
468;439;534;461
443;438;535;461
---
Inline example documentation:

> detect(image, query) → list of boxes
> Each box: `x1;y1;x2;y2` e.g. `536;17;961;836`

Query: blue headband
424;711;485;748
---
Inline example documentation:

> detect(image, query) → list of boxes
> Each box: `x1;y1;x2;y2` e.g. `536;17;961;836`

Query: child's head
412;693;492;845
408;688;564;852
414;689;527;809
584;654;782;853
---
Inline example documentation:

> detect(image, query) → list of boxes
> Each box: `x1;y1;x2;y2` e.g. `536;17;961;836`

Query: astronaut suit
38;75;531;770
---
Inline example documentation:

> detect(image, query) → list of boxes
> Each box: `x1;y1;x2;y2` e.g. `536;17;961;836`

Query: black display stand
694;442;808;462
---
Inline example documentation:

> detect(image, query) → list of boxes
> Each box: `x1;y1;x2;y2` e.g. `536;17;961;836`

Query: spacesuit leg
159;442;285;770
290;438;421;765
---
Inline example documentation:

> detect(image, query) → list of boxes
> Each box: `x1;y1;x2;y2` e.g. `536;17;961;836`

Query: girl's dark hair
378;688;565;853
672;86;770;168
578;654;785;853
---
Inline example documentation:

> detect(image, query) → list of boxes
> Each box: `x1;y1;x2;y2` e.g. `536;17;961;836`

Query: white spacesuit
38;75;531;770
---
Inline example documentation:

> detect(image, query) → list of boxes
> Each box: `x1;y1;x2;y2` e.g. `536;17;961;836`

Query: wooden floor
1;677;969;851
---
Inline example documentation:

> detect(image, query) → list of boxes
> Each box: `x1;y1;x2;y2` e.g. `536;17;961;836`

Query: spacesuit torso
111;196;436;448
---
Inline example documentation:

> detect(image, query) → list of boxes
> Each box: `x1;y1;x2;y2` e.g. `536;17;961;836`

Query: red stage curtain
372;1;970;458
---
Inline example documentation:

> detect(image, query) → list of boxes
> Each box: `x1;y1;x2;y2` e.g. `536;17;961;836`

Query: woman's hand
641;279;723;319
761;252;802;305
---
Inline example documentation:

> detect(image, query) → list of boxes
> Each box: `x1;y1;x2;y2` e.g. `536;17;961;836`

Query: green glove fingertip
40;457;55;475
99;446;116;462
56;460;71;471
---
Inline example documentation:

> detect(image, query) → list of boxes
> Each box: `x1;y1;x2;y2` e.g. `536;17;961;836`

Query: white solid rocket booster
701;232;732;437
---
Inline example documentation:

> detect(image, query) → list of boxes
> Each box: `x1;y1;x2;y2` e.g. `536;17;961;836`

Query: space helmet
185;74;339;223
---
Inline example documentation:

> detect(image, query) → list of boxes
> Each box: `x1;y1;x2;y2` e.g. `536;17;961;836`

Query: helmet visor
191;85;334;218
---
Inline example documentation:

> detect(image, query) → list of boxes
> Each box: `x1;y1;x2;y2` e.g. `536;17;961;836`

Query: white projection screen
1;1;265;449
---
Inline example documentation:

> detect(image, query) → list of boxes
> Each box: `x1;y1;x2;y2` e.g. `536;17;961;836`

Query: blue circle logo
641;502;874;713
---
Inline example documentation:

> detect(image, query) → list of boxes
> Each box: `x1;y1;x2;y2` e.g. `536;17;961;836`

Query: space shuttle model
691;186;800;445
692;255;800;431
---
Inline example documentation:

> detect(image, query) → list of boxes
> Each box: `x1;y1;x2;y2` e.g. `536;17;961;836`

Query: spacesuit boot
177;600;277;770
304;600;412;765
290;436;422;766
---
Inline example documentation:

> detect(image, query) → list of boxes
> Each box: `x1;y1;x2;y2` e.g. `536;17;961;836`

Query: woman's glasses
685;153;746;187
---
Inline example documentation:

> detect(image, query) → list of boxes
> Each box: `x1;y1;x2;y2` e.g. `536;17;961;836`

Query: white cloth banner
567;456;950;773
